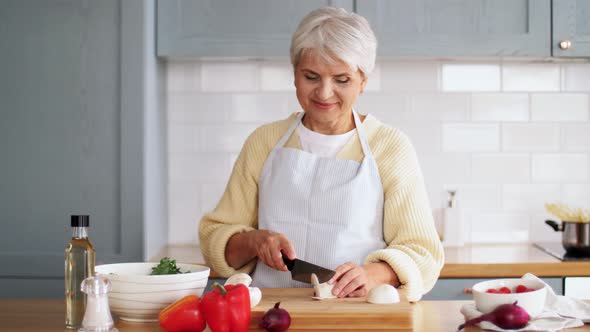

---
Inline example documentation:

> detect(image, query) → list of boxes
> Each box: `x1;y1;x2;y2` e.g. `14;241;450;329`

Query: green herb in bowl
150;257;190;275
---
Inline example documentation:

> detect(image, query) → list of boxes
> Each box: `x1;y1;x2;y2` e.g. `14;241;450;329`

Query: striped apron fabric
251;110;386;288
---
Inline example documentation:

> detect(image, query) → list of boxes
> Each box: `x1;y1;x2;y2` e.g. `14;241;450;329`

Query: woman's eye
305;75;318;81
336;78;350;84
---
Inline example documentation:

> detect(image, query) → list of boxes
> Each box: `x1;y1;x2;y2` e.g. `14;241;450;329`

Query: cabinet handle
559;40;572;50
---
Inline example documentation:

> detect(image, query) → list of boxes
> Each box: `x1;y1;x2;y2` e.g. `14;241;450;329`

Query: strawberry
515;284;528;293
486;288;499;293
499;287;511;294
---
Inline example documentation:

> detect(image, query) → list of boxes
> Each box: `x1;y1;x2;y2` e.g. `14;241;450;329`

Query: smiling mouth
312;101;336;110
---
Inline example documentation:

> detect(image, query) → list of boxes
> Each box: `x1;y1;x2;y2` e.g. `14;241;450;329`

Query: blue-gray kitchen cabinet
0;0;166;298
356;0;551;57
156;0;353;57
423;277;563;300
552;0;590;57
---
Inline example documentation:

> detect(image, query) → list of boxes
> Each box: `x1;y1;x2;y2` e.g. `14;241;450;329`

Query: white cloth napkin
460;273;590;332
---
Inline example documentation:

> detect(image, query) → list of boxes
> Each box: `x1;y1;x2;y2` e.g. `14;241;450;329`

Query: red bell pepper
201;282;251;332
158;294;206;332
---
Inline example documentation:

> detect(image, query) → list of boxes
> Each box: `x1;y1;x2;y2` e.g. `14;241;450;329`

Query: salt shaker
78;274;118;332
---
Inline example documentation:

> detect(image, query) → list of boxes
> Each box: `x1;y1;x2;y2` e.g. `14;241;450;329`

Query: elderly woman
199;7;443;301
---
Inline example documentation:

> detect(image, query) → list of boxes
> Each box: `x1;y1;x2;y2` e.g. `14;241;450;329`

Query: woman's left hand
328;262;376;298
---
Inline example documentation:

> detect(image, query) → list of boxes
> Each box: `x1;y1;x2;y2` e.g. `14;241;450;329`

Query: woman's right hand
249;230;296;272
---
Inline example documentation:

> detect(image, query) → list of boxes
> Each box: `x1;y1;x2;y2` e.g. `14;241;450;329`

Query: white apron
251;110;386;288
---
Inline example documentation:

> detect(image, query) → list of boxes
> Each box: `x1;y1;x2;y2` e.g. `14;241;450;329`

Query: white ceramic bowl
472;278;547;318
95;262;210;322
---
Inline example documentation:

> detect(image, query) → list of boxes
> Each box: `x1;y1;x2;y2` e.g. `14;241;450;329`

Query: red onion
458;301;530;330
259;302;291;332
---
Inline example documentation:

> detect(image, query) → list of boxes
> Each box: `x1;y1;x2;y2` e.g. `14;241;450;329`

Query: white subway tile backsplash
200;182;228;213
502;124;560;152
532;154;589;183
470;213;530;243
442;124;499;152
420;153;472;186
502;64;560;91
442;64;500;92
168;94;232;123
503;184;562;212
260;61;295;92
531;94;589;122
472;154;530;183
167;58;590;245
562;184;590;208
168;181;202;244
168;125;199;153
471;94;529;122
562;124;590;152
452;184;500;209
228;94;292;123
380;61;438;92
563;64;590;92
167;61;201;92
364;64;381;92
355;93;409;124
198;124;260;153
399;124;442;153
411;94;469;122
201;62;259;92
169;153;232;183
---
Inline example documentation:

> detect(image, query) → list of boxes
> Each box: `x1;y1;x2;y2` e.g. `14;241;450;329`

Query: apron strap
275;112;304;149
352;109;374;160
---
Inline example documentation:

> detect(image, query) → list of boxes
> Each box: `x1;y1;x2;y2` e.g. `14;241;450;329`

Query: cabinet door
0;0;145;297
157;0;353;57
356;0;551;57
424;277;563;300
553;0;590;57
564;277;590;299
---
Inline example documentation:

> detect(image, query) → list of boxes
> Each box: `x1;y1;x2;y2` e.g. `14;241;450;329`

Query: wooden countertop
151;243;590;279
3;298;588;331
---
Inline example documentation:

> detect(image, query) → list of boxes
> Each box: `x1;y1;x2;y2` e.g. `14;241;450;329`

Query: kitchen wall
166;59;590;245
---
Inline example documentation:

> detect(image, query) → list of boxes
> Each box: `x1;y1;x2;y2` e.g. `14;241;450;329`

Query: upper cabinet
157;0;353;57
157;0;590;58
552;0;590;57
356;0;551;57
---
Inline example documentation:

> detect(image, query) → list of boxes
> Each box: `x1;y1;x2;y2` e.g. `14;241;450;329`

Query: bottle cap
71;215;89;227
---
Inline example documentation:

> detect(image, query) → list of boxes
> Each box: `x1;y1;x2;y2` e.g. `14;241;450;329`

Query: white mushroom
248;287;262;308
311;273;336;299
224;273;252;287
366;284;400;304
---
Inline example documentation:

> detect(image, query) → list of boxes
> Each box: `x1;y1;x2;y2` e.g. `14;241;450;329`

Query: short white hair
290;7;377;76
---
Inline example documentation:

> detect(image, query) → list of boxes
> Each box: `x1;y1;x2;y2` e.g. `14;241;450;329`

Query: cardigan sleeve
364;128;444;302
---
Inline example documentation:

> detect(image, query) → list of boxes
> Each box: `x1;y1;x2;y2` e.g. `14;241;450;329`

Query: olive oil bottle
65;215;95;329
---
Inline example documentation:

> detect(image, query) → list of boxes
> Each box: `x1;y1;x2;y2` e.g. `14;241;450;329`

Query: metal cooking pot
545;220;590;256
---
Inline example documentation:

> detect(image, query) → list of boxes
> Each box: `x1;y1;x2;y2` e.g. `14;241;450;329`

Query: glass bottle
65;215;96;329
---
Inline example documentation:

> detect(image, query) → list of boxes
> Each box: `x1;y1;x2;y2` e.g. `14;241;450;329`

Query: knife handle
281;252;295;271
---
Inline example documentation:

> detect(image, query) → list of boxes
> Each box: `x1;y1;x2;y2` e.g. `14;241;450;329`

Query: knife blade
282;253;335;284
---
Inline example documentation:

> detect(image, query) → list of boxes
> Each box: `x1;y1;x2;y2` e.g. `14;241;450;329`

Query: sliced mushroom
224;273;252;287
366;284;400;304
248;287;262;308
311;273;336;299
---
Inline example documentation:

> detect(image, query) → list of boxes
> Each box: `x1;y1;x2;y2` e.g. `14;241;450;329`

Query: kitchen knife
282;253;335;284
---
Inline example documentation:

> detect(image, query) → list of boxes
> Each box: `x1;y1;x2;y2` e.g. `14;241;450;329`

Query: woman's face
294;50;367;127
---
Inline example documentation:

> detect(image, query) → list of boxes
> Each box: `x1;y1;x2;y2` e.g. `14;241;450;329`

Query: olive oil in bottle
65;215;95;329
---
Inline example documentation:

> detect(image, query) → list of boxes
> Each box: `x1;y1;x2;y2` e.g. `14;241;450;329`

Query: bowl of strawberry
472;278;547;317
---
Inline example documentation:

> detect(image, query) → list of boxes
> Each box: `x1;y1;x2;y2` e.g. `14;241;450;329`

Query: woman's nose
315;81;334;99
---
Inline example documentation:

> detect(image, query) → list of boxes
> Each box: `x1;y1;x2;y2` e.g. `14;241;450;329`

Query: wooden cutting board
250;288;413;330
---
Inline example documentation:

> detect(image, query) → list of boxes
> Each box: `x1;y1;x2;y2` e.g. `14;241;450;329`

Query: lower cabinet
423;277;563;300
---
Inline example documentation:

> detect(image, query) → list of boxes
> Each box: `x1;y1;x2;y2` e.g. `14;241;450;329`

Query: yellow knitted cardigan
198;113;444;301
